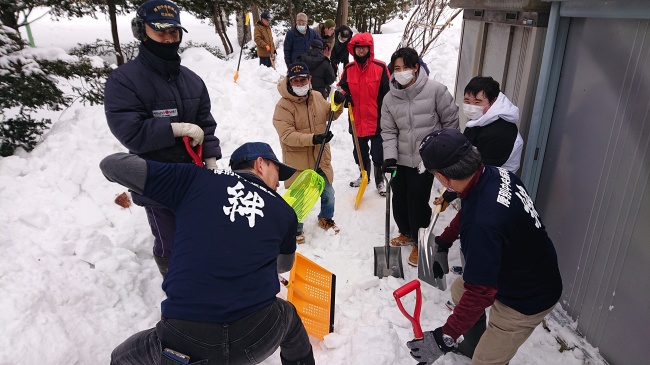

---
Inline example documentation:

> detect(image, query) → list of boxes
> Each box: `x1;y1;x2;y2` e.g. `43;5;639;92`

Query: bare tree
213;1;233;54
336;0;348;26
399;0;461;55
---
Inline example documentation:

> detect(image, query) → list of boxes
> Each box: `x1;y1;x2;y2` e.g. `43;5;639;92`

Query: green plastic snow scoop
283;92;343;222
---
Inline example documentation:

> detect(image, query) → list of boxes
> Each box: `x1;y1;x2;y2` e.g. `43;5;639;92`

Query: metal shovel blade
374;246;404;278
417;197;447;290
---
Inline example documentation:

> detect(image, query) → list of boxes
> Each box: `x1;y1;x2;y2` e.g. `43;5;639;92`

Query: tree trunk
251;4;259;26
213;1;233;54
287;0;294;28
335;0;348;26
236;11;250;46
107;1;124;66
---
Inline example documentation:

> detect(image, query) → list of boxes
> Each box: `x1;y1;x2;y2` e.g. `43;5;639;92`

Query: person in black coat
297;40;336;99
330;25;353;76
104;0;221;277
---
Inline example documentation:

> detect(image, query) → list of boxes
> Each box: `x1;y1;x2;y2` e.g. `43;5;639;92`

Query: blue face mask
297;25;306;33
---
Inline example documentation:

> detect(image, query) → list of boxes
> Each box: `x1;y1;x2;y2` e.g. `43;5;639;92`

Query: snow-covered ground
0;8;606;365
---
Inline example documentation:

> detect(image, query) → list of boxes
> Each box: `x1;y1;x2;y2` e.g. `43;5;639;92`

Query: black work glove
442;190;458;203
340;91;353;107
432;236;452;279
381;158;397;173
406;327;455;363
333;90;346;105
312;131;334;145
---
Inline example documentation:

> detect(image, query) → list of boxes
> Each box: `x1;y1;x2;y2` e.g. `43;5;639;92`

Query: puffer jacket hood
347;32;375;62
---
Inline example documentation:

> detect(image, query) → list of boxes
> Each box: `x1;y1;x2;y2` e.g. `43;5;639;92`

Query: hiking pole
234;12;250;83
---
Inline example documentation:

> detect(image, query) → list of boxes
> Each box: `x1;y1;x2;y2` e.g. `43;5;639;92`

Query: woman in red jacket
339;33;391;196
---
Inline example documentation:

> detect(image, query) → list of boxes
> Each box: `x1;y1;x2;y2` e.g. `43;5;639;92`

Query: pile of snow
0;8;606;365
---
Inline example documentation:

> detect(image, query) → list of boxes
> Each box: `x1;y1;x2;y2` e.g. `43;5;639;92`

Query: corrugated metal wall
535;17;650;365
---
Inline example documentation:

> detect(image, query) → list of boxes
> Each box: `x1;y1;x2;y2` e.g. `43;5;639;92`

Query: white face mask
463;103;485;120
292;84;310;96
394;70;415;86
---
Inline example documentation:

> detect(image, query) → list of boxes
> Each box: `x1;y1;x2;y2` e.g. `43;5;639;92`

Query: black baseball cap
419;129;472;170
230;142;296;181
138;0;188;33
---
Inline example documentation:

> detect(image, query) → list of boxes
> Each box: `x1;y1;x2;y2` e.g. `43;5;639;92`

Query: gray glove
406;327;454;363
171;123;204;147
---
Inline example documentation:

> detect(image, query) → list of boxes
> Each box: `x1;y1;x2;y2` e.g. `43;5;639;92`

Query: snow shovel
182;136;203;167
418;188;448;290
374;169;404;279
233;13;250;83
348;107;368;209
285;253;336;340
282;93;342;222
393;280;423;339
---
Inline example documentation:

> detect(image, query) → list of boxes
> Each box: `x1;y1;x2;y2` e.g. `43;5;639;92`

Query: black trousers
351;133;384;177
259;57;272;67
390;165;434;241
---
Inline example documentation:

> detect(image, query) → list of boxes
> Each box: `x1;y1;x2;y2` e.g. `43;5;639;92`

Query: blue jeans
297;172;335;233
110;298;313;365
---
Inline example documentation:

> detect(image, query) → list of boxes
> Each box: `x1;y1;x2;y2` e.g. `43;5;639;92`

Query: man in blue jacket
104;0;221;277
102;142;314;365
283;12;323;67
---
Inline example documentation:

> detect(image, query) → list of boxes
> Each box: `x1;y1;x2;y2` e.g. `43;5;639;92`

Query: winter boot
408;245;418;267
296;231;306;244
455;311;487;359
318;218;340;234
349;175;362;187
280;348;315;365
390;233;414;247
374;164;386;196
153;255;170;277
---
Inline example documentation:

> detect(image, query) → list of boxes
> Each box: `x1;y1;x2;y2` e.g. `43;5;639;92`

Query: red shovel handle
182;136;203;167
393;280;423;339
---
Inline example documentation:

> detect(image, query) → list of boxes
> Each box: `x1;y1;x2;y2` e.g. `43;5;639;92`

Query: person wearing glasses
272;62;345;245
103;0;221;277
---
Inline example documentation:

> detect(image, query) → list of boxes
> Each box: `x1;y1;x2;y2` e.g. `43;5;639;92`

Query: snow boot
408;245;418;267
154;255;170;277
296;231;306;244
318;218;340;234
374;164;386;196
390;233;413;247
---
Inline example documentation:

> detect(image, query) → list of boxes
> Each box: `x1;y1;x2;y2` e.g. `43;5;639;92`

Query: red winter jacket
339;33;390;137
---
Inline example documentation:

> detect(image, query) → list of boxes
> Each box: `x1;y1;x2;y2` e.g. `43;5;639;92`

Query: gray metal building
449;0;650;363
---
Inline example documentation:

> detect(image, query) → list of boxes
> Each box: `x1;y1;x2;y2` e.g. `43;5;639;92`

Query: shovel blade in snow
417;196;447;290
354;170;368;209
373;246;404;278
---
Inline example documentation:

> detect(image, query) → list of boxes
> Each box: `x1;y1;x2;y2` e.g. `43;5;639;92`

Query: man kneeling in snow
407;129;562;364
101;142;314;365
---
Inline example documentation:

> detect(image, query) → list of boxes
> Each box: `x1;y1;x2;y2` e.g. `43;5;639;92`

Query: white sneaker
349;176;362;187
377;181;386;196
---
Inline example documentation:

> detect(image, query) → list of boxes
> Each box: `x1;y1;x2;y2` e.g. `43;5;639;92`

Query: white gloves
204;156;217;170
171;123;204;147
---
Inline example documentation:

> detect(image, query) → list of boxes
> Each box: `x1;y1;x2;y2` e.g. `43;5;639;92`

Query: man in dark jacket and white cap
104;0;221;277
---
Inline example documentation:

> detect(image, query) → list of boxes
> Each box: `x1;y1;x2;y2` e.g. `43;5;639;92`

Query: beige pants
451;277;555;365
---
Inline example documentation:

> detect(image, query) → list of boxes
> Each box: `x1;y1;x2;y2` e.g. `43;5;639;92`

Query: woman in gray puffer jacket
380;47;459;267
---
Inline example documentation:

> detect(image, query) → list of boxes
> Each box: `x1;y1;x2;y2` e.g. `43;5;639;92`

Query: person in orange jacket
338;32;391;196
